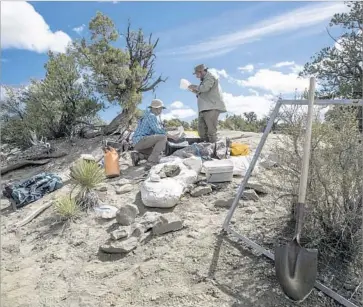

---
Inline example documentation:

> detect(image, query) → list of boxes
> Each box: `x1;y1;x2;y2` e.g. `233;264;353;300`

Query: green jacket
196;71;227;113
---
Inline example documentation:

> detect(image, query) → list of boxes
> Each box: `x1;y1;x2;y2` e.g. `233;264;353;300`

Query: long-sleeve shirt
132;109;166;144
196;71;227;113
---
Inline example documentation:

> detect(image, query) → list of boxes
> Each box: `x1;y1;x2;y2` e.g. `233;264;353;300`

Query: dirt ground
0;132;340;307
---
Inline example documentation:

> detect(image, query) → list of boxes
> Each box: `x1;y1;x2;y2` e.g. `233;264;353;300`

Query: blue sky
1;1;347;122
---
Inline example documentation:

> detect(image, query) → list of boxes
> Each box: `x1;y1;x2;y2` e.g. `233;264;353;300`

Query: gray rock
139;231;152;244
214;198;234;208
116;184;133;195
245;182;268;194
190;185;212;197
139;211;163;230
100;237;138;254
242;190;259;201
161;164;181;177
115;178;132;186
245;206;259;214
95;184;108;192
152;213;183;235
116;204;139;225
110;228;129;240
130;223;146;237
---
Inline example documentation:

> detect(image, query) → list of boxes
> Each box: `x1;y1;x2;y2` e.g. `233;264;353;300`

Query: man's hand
188;85;198;93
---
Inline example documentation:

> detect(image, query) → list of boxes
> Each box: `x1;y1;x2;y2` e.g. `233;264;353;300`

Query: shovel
275;77;318;302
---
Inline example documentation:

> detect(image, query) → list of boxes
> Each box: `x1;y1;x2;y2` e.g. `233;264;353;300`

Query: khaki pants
198;110;220;143
134;135;167;163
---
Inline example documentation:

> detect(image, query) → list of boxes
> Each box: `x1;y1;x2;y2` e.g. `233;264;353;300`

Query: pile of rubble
100;207;183;254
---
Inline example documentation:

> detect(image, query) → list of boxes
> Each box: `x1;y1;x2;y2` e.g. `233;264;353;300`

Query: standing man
188;64;227;143
131;99;174;170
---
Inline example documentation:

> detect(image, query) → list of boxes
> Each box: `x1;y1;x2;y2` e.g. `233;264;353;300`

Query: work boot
131;151;141;166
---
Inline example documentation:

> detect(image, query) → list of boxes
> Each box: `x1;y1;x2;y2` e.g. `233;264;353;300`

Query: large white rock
183;156;202;174
140;161;198;208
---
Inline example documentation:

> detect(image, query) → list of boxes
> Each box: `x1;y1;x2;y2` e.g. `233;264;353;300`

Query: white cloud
1;2;72;53
73;24;85;35
170;101;184;109
238;64;254;73
162;108;197;121
273;61;304;74
248;89;259;96
274;61;295;68
209;68;229;79
236;69;308;95
164;2;348;57
223;92;275;119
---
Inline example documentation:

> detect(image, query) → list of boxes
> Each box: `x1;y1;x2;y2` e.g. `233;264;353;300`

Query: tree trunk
102;109;134;135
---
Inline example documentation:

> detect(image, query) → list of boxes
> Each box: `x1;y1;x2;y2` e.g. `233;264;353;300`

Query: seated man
131;99;173;170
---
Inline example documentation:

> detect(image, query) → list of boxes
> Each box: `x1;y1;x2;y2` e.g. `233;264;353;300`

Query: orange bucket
104;147;120;178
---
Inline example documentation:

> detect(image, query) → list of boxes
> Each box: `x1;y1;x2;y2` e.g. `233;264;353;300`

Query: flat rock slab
110;228;129;240
242;190;259;201
190;185;212;197
114;178;132;186
139;212;163;230
116;204;139;226
116;184;133;195
152;213;183;236
245;182;268;194
100;236;138;254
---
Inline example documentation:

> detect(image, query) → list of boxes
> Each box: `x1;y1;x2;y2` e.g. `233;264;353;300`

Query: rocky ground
0;132;349;307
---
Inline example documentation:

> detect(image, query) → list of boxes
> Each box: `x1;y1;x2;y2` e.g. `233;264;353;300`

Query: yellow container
230;142;250;156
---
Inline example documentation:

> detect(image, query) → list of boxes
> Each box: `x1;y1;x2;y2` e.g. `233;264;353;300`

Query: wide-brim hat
193;64;208;74
148;99;166;109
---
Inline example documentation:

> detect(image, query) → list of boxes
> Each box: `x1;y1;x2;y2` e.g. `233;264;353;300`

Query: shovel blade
275;241;318;302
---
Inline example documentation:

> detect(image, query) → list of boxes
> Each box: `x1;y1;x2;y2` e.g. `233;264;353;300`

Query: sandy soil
1;132;340;307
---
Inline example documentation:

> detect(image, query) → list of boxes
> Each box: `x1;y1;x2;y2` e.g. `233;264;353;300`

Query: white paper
180;78;191;90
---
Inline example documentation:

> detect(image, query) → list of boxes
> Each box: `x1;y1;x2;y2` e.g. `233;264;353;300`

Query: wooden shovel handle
294;202;305;243
298;77;316;204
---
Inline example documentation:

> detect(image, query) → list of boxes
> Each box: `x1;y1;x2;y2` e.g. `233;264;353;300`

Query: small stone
139;211;161;230
116;204;139;226
242;190;259;201
139;231;152;244
100;237;138;254
159;171;167;179
214;198;234;208
152;213;183;235
245;182;268;194
253;212;265;220
95;184;108;192
190;185;212;197
115;179;131;186
130;223;146;237
245;206;259;214
116;184;133;195
139;212;163;230
110;228;129;240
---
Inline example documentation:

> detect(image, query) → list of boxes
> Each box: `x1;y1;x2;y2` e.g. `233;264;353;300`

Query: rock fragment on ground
95;183;108;192
242;190;259;201
152;213;183;235
110;228;129;240
116;184;133;195
190;185;212;197
139;211;163;230
100;236;138;254
245;181;268;194
114;178;131;186
116;204;139;225
94;205;118;219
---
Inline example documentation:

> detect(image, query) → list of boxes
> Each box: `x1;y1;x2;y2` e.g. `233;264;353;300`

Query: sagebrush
271;105;362;271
